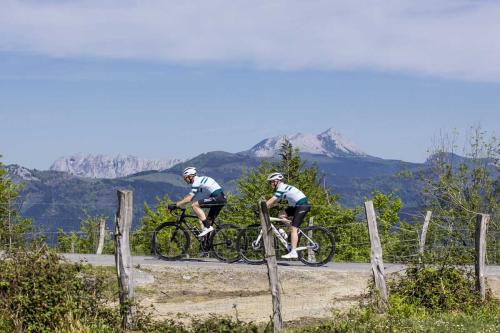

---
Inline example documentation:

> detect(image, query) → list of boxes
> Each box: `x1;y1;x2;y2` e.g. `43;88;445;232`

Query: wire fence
1;200;498;264
1;215;498;265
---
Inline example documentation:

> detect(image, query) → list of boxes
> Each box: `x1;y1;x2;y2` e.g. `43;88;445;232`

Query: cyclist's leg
283;207;297;250
207;194;227;224
289;205;311;250
191;200;207;228
198;193;226;228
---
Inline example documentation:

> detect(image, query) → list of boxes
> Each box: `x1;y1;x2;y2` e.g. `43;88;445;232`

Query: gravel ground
63;254;500;323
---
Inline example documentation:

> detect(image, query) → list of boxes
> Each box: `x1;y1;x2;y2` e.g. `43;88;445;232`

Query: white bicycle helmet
182;167;197;177
267;172;284;182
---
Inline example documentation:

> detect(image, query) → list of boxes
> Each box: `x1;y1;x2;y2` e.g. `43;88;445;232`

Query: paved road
62;253;500;275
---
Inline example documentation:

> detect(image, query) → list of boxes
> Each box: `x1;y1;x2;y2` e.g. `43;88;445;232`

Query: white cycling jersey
189;176;223;197
273;183;308;206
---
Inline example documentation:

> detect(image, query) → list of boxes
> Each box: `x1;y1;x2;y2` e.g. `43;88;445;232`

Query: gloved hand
167;204;177;211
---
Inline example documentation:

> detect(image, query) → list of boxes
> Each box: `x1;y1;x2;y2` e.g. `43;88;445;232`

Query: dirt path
62;255;500;323
133;263;500;323
137;264;370;322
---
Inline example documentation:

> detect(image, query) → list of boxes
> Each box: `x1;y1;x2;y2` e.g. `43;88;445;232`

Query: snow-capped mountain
50;154;183;178
245;128;366;158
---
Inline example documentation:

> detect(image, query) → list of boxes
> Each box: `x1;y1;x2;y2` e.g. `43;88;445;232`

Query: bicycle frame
172;209;221;241
251;217;318;252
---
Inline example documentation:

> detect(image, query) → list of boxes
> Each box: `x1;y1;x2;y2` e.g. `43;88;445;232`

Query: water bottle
278;228;288;240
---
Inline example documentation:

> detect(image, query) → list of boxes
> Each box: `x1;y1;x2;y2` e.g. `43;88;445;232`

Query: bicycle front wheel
236;224;265;265
298;226;335;267
152;222;190;260
211;224;241;263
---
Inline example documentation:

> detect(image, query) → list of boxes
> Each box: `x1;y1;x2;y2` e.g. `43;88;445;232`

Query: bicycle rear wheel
297;226;335;267
236;224;265;265
211;224;241;263
152;222;190;260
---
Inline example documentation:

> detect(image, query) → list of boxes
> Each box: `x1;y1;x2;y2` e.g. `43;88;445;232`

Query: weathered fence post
475;213;490;301
96;217;106;255
419;211;432;255
70;239;75;254
364;200;388;311
115;190;134;329
307;217;316;263
258;200;283;332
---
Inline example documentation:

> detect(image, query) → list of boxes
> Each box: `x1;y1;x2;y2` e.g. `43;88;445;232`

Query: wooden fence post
419;211;432;255
364;200;388;311
259;200;283;332
96;217;106;255
115;190;134;329
475;213;490;301
307;217;316;263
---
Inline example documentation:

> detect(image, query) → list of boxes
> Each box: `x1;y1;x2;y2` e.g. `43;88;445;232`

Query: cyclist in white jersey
169;167;226;237
265;172;311;259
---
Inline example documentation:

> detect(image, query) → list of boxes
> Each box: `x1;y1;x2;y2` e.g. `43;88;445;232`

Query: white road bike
236;216;335;267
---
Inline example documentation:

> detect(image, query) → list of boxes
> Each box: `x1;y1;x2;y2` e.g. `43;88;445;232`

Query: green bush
292;263;499;333
191;316;260;333
388;264;487;313
134;313;261;333
0;245;120;332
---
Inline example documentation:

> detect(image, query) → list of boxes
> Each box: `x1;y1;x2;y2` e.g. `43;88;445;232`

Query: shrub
388;264;488;313
191;315;260;333
0;244;120;332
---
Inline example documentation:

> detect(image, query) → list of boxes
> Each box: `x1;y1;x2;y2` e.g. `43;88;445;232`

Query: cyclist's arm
266;196;278;209
175;193;194;207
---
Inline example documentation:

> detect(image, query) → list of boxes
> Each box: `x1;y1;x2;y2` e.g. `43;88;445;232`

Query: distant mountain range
3;128;441;231
50;154;183;178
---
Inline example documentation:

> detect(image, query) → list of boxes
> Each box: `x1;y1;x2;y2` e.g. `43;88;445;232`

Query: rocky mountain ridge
48;128;366;179
50;154;183;179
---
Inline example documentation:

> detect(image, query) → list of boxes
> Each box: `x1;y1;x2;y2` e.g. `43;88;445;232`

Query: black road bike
152;208;241;263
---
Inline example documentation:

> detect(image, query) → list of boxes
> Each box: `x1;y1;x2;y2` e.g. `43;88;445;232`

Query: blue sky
1;1;499;169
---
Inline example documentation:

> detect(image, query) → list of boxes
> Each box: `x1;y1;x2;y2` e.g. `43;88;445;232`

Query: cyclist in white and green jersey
265;172;311;259
169;167;226;237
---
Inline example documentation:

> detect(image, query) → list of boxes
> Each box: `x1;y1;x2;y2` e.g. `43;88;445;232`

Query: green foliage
420;127;499;264
388;265;487;313
0;156;33;250
57;214;113;254
134;314;261;333
0;244;120;332
370;191;420;263
132;195;175;254
190;316;260;333
292;264;499;333
291;305;500;333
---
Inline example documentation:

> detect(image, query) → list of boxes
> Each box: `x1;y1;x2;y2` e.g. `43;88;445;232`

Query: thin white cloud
1;0;499;81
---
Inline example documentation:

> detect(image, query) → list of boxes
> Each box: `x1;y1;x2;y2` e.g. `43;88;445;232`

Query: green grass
286;304;500;333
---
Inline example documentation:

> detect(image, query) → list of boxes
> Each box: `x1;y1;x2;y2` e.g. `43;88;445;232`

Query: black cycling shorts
198;193;227;221
284;204;311;227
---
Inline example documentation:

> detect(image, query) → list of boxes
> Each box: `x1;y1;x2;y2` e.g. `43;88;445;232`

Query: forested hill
5;150;434;232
